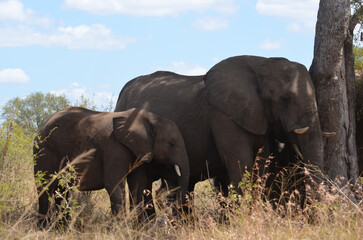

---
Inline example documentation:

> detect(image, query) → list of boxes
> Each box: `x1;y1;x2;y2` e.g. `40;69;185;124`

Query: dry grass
0;123;362;239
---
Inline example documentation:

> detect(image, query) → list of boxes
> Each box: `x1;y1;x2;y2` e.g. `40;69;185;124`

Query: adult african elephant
33;107;189;228
115;55;324;195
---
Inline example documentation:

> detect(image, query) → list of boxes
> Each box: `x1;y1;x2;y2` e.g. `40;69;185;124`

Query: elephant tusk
174;164;182;177
322;131;336;137
293;127;309;135
292;144;304;160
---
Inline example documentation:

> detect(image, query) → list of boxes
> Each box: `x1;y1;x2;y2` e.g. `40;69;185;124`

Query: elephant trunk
297;112;324;182
177;172;190;204
172;151;190;205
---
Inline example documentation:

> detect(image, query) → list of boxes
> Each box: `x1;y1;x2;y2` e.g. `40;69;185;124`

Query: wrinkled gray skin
34;107;189;227
115;55;324;196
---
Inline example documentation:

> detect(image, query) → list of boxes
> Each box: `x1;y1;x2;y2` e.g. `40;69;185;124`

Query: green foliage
73;95;97;111
354;46;363;74
0;117;35;221
44;164;82;228
34;170;48;191
351;0;363;24
1;92;70;134
0;92;112;135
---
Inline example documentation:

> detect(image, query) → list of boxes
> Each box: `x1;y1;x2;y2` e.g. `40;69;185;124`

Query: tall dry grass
0;120;362;239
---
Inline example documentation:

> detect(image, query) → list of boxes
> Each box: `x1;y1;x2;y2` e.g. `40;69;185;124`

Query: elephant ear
113;109;154;162
204;56;268;135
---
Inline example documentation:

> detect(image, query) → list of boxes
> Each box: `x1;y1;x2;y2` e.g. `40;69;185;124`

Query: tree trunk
309;0;359;198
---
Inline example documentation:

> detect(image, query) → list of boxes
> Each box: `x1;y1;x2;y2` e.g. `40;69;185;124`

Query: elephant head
204;55;324;170
112;108;190;202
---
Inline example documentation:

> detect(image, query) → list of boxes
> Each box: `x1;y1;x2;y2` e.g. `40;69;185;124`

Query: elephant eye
169;141;176;147
281;95;290;104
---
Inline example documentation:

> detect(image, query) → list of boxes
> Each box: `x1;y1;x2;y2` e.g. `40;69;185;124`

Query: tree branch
349;1;363;33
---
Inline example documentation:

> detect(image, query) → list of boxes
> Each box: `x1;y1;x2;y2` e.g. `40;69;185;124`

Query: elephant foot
36;212;68;230
218;209;230;225
37;216;49;230
139;205;156;222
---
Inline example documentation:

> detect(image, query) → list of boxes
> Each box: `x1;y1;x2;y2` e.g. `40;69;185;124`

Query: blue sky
0;0;321;109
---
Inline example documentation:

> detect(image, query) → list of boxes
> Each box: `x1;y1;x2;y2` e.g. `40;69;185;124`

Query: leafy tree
354;46;363;74
74;95;97;111
350;0;363;36
1;92;107;134
1;92;70;134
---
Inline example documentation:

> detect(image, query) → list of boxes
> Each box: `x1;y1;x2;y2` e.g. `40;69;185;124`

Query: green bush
0;118;35;232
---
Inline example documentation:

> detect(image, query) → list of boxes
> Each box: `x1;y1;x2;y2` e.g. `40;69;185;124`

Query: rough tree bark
309;0;360;197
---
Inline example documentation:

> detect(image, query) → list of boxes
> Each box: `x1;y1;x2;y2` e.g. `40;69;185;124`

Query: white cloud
0;0;28;21
63;0;238;16
0;24;135;50
51;83;117;110
286;23;302;32
0;1;134;50
158;61;207;75
51;83;86;100
93;91;117;110
0;68;30;83
49;24;135;50
212;57;220;62
0;0;55;27
194;17;229;31
0;26;41;47
99;83;112;89
256;0;319;32
259;39;282;50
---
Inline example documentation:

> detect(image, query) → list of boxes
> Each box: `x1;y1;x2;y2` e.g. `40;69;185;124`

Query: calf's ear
113;109;154;163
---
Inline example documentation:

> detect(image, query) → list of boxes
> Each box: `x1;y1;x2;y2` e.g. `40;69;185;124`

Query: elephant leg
252;136;272;178
37;184;57;229
155;178;193;216
104;163;127;216
105;179;126;216
37;179;72;229
103;148;132;217
211;112;255;195
213;168;229;197
37;191;49;228
127;166;155;221
54;184;72;227
162;179;195;203
34;149;61;229
141;181;155;219
157;179;177;206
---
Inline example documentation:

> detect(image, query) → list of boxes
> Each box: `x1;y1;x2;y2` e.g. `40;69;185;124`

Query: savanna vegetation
0;92;362;239
1;1;363;239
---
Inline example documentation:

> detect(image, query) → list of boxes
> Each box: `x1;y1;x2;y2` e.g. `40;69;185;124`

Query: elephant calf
33;107;190;228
